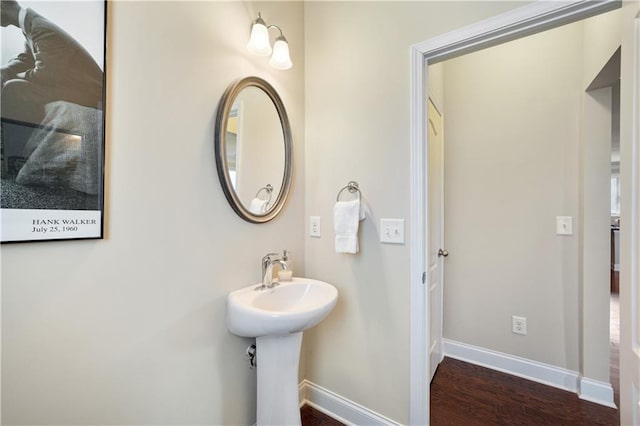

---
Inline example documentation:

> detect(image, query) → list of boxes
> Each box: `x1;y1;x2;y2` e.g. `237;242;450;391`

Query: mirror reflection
225;87;285;214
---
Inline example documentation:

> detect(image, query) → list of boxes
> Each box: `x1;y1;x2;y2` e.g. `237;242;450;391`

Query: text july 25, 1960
31;218;97;234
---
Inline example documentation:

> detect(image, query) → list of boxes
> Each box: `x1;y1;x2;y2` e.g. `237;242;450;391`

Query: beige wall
582;9;623;89
1;2;305;424
442;22;585;369
428;62;445;113
303;2;526;423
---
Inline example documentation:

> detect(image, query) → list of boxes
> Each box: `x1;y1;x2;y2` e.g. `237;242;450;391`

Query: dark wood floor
431;357;619;426
301;405;345;426
302;353;619;426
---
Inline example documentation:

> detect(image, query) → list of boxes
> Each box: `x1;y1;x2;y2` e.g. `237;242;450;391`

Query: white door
427;98;445;381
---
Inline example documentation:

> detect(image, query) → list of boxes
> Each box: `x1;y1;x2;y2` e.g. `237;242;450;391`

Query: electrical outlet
310;216;321;237
512;316;527;335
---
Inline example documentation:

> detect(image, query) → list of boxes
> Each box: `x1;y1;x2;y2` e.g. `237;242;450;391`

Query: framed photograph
1;0;107;243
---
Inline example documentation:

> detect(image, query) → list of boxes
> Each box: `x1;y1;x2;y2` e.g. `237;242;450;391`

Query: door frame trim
409;1;625;423
624;12;640;426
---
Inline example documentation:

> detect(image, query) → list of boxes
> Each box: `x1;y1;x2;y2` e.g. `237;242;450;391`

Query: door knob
438;249;449;257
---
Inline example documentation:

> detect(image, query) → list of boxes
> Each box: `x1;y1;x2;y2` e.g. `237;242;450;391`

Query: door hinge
421;272;426;284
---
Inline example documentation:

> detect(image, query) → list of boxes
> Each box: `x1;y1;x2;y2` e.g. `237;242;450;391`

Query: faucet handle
262;252;279;263
282;250;289;261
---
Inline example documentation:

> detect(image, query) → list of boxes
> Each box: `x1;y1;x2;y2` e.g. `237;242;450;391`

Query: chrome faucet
258;251;289;290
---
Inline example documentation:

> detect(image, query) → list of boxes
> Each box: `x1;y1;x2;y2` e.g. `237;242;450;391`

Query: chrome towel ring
336;181;361;202
255;184;274;203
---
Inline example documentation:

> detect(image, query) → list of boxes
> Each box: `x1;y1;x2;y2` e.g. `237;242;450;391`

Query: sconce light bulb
247;17;272;56
270;36;292;70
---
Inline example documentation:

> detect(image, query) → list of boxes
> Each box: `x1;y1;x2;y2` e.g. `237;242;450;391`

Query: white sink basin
227;277;338;337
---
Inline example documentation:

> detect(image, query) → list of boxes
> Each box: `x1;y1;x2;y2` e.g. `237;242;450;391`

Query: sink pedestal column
256;331;303;426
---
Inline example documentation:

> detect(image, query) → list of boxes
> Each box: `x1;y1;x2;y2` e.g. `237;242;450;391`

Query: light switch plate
556;216;573;235
380;219;405;244
310;216;321;238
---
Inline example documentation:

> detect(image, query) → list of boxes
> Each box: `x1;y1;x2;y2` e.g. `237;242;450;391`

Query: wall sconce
246;12;293;70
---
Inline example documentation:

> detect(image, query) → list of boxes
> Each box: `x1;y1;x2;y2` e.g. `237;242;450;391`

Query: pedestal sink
227;277;338;426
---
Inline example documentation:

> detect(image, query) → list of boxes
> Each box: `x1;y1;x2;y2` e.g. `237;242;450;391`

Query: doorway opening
426;12;621;411
409;1;639;424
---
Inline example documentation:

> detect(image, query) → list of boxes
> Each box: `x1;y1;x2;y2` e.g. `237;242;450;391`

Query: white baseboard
299;381;306;407
443;339;580;392
579;377;617;408
298;380;400;426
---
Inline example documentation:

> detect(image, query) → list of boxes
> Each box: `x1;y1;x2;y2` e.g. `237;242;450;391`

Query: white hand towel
334;199;364;253
249;198;268;214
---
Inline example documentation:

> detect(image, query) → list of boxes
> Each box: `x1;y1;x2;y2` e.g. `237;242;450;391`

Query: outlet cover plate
512;316;527;335
556;216;573;235
310;216;321;238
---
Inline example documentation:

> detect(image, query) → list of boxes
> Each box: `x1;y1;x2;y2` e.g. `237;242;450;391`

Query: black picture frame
0;0;107;243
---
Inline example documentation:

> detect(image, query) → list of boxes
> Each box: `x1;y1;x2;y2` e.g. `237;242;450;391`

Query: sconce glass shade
269;36;292;70
247;17;272;56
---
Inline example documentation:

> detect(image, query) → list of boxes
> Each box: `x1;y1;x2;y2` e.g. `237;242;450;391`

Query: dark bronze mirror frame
214;76;293;223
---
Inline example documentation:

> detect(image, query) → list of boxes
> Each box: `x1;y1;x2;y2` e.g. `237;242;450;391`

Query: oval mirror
215;77;293;223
